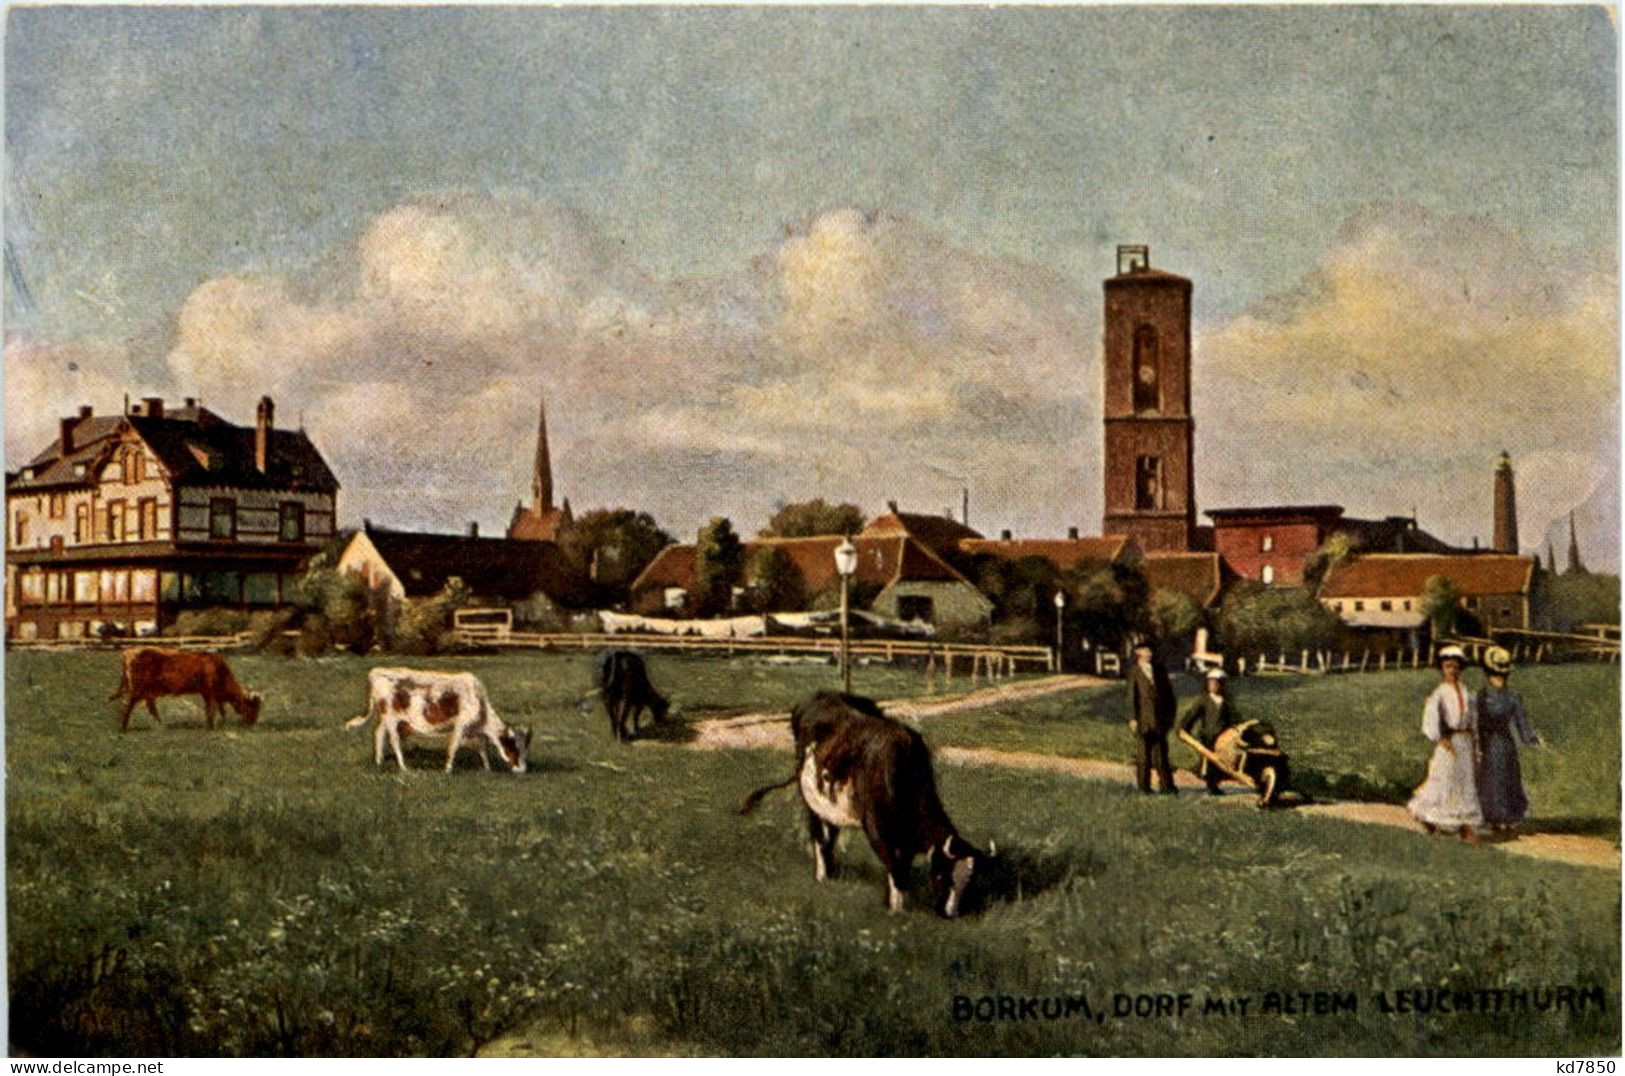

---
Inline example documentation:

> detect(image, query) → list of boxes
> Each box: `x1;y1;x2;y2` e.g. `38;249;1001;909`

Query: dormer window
20;468;32;481
72;464;86;478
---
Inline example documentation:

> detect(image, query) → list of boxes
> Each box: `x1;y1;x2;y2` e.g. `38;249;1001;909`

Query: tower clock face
1138;363;1157;385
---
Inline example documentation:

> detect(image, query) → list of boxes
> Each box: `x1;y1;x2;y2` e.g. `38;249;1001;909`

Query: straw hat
1437;645;1468;667
1483;646;1514;675
1204;668;1227;682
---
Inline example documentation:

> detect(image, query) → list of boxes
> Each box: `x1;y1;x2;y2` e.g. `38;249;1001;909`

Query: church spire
532;395;554;513
1567;511;1587;575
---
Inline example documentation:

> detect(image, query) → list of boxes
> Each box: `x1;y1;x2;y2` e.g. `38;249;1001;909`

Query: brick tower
1492;450;1519;553
1102;245;1195;552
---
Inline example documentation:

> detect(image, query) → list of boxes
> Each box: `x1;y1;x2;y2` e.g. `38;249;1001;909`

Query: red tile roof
631;534;974;597
1319;554;1536;599
1142;552;1228;608
959;536;1135;572
861;510;981;559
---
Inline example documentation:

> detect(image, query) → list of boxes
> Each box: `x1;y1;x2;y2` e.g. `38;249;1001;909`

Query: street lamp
834;537;859;694
1053;589;1067;671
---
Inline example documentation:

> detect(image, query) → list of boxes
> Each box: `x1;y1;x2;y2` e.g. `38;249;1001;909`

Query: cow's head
929;833;987;918
650;692;671;723
499;725;532;773
240;693;263;727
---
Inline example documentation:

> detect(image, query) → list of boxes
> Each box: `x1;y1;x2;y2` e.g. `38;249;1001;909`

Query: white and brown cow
740;691;990;916
346;668;531;773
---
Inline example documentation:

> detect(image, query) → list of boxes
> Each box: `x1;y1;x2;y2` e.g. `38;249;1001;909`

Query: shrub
165;608;253;638
395;578;472;655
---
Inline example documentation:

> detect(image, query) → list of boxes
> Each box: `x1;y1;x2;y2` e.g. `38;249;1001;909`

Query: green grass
922;665;1621;834
7;651;1619;1056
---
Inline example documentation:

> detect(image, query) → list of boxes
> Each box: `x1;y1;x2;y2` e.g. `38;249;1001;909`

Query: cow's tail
738;774;797;815
344;713;372;730
107;661;130;700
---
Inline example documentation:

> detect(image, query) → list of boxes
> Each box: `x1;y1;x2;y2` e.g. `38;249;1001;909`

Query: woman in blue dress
1475;646;1541;834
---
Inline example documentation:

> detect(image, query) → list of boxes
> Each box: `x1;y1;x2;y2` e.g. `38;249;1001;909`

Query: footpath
686;675;1620;872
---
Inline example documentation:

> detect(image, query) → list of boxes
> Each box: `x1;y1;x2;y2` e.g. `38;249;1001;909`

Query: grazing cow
740;691;988;916
346;668;530;773
108;648;262;732
596;649;670;742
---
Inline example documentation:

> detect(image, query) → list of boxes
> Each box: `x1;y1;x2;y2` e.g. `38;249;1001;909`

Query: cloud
1197;204;1618;558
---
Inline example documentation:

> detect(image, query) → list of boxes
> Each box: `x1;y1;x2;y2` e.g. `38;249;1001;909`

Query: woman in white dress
1406;645;1483;843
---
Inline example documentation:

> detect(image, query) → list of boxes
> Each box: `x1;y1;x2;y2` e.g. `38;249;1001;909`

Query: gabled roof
632;544;698;592
508;500;572;542
1206;505;1345;526
9;405;338;494
1320;554;1537;600
1336;516;1463;555
860;507;982;559
358;522;574;601
1142;552;1229;609
959;536;1138;573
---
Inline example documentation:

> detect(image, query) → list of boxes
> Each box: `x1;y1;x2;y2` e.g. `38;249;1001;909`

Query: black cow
596;650;670;742
740;691;988;916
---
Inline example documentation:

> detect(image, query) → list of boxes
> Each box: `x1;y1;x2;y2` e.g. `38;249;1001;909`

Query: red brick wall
1212;520;1323;584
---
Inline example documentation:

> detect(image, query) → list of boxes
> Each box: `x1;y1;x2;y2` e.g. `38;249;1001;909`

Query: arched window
1135;455;1163;511
1262;565;1276;585
1132;325;1160;413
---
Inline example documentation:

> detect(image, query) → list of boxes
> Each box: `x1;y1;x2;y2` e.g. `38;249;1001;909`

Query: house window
73;570;99;604
105;501;123;542
13;512;27;546
1403;599;1412;611
1354;601;1365;612
1261;534;1274;552
74;503;89;544
121;451;142;484
278;502;305;542
131;571;157;603
897;595;936;623
1380;600;1393;611
1261;565;1276;585
209;498;236;540
19;572;43;603
138;499;158;541
49;493;65;519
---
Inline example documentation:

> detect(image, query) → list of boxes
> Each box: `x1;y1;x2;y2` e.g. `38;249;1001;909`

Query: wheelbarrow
1178;720;1291;807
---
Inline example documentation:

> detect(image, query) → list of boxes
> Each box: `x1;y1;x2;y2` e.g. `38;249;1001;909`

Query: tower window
1261;565;1276;585
1260;534;1274;552
1132;326;1160;413
1135;456;1164;511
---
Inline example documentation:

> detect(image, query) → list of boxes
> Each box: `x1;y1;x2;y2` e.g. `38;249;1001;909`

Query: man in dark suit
1127;641;1177;794
1179;668;1238;795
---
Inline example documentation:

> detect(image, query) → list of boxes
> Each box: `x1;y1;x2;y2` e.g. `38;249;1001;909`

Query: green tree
742;545;807;613
761;499;865;538
1303;532;1356;591
692;517;745;616
563;508;674;606
1537;572;1621;631
1148;588;1202;643
396;577;473;655
1066;562;1151;651
1420;575;1464;637
1218;582;1340;657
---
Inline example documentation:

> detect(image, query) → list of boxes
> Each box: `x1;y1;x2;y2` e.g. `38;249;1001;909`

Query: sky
4;6;1618;568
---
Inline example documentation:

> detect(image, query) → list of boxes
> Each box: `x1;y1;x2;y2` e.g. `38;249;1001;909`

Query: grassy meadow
6;649;1620;1056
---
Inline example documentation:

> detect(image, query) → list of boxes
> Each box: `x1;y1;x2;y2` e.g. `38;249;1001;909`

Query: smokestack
255;396;274;473
1068;527;1080;540
962;488;969;528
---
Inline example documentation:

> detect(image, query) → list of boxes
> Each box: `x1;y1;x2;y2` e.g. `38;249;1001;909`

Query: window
74;503;89;544
209;498;236;540
73;571;99;604
1261;565;1276;585
49;493;65;519
138;499;158;541
1135;455;1164;511
105;501;123;543
198;572;240;602
278;502;305;542
13;512;27;546
1132;325;1160;413
1261;534;1274;552
19;572;43;603
244;573;279;604
1380;600;1393;611
131;571;157;603
120;451;142;485
1354;601;1365;612
1403;600;1412;611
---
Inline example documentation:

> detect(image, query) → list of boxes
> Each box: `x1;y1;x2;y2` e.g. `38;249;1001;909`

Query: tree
562;508;674;606
1217;582;1339;657
1537;572;1620;632
1303;533;1355;591
742;545;807;613
1420;575;1464;637
692;517;745;616
1065;562;1151;651
1148;588;1202;643
761;499;865;538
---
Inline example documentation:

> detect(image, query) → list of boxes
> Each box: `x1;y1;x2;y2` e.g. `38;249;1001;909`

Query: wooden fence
8;632;258;653
1236;632;1620;676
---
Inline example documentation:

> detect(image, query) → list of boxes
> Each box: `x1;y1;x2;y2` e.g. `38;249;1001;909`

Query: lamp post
1053;589;1067;671
835;537;858;694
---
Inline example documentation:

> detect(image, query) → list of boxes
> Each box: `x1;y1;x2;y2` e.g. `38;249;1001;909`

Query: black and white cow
740;691;989;916
596;650;670;742
347;668;531;773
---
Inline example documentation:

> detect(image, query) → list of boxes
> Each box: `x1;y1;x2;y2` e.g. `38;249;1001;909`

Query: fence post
1378;651;1387;671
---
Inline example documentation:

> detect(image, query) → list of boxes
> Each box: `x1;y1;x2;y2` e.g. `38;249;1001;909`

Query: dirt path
686;676;1620;872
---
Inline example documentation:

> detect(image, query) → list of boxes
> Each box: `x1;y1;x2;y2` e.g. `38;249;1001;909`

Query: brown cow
108;648;263;731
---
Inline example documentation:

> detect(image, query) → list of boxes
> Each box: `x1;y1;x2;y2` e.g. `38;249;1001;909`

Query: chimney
1000;529;1013;541
141;396;163;420
78;405;92;419
962;488;969;528
184;397;196;409
1068;526;1080;540
887;500;899;515
468;522;480;538
59;416;76;455
255;396;274;474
